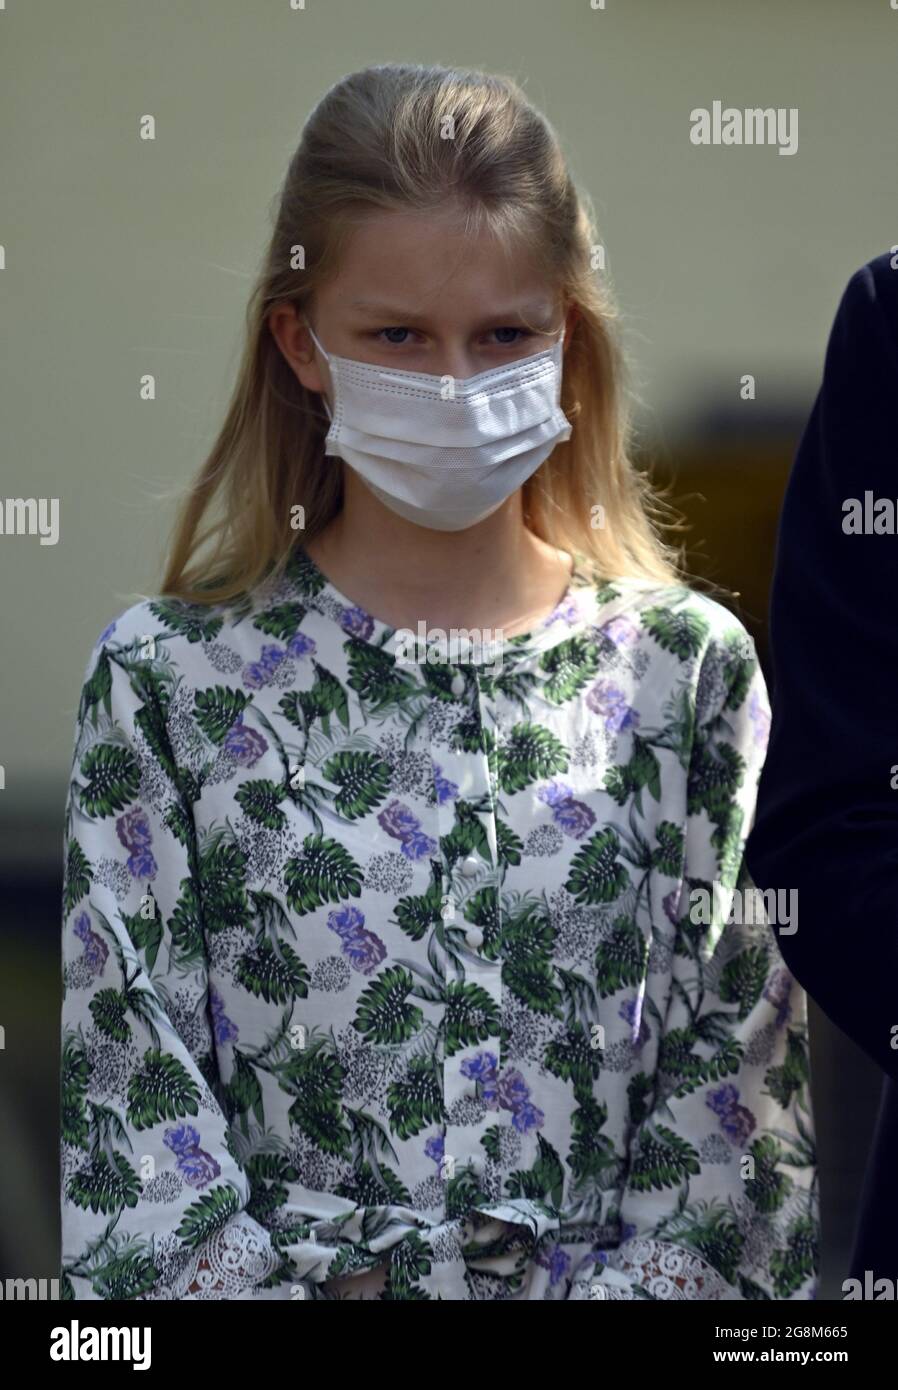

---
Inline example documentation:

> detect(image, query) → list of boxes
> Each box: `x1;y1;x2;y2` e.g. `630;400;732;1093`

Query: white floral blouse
60;544;819;1300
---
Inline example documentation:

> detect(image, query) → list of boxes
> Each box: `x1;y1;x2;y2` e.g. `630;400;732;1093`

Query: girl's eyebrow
348;299;555;324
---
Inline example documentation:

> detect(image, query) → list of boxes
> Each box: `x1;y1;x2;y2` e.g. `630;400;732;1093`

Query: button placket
433;661;504;1196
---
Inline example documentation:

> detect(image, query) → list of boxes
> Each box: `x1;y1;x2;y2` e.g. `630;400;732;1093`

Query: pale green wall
2;0;897;814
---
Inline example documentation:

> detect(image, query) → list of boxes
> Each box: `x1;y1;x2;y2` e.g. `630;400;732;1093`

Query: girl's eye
374;327;535;347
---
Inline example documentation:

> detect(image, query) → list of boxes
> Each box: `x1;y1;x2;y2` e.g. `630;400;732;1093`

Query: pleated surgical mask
305;319;573;531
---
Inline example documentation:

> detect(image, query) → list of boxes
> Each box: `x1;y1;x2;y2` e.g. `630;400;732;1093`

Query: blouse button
450;672;465;698
465;926;484;949
460;855;479;878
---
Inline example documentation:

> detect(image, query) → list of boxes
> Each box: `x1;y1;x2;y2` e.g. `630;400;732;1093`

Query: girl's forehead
322;213;561;314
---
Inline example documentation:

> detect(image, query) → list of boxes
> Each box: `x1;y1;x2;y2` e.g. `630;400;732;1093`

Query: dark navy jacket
745;251;898;1283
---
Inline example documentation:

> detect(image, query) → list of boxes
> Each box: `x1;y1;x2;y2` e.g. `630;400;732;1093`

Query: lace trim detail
589;1236;739;1300
143;1213;280;1300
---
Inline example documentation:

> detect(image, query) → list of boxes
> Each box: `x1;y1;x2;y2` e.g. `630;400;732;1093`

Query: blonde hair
159;62;684;605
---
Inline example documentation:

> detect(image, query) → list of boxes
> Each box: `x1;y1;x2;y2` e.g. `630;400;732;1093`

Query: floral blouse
60;543;819;1300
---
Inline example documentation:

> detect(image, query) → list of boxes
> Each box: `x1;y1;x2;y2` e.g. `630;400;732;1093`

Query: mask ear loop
304;318;334;423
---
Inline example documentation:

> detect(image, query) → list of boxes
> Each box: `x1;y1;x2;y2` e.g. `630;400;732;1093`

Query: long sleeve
573;626;819;1300
59;621;283;1299
745;253;898;1081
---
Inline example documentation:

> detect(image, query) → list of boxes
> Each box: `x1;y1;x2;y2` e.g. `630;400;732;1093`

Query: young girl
60;62;818;1301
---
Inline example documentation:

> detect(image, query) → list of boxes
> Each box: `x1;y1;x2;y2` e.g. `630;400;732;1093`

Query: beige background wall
2;0;897;809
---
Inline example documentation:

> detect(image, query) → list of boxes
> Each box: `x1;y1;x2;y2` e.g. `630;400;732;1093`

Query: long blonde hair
159;62;684;605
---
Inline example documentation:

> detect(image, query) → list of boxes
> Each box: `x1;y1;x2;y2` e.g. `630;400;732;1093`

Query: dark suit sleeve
745;252;898;1081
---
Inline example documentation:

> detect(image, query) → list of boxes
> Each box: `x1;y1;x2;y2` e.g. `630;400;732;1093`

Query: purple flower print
706;1083;756;1146
342;927;387;975
662;888;681;926
537;780;573;808
327;905;366;940
586;679;640;732
706;1083;739;1118
600;615;639;649
720;1105;756;1147
377;799;438;860
432;763;458;805
399;829;438;861
378;800;420;839
553;799;595;839
536;1243;572;1287
97;619;117;645
619;996;649;1051
286;631;317;659
341;605;375;640
260;644;286;674
326;906;386;975
494;1068;530;1112
163;1123;221;1189
209;984;238;1045
536;780;595;840
462;1052;545;1133
763;967;793;1028
73;911;108;975
460;1049;498;1083
749;688;771;749
511;1099;546;1135
546;594;581;627
126;845;158;879
242;643;287;689
116;807;152;851
424;1134;445;1166
223;716;268;767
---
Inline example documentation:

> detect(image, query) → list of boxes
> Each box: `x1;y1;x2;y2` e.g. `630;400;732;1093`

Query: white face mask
305;320;573;531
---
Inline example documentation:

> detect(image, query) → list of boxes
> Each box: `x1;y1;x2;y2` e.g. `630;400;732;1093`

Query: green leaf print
67;1152;142;1215
63;839;92;916
147;598;224;644
253;600;308;642
78;743;141;818
642;604;710;661
565;828;630;905
652;820;685;878
126;1048;201;1129
354;965;424;1045
744;1136;794;1214
765;1029;810;1109
499;722;569;794
718;945;770;1021
595;916;649;995
544;1026;603;1097
505;1133;566;1207
193;686;250;745
322;749;391;820
284;833;363;914
386;1053;444;1140
60;1035;91;1148
444;981;501;1056
176;1183;242;1250
628;1122;701;1192
197;829;251;933
345;638;413;712
568;1096;618;1181
770;1215;818;1297
286;1047;350;1157
539;635;600;705
676;1205;745;1284
77;646;113;729
234;777;288;829
88;988;132;1042
235;938;310;1004
501;904;562;1015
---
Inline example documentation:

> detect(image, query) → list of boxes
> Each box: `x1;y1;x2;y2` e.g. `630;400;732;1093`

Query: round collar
276;542;661;676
